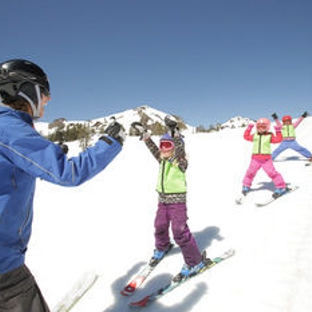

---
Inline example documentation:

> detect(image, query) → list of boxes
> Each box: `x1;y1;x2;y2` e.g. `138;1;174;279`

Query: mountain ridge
35;105;252;137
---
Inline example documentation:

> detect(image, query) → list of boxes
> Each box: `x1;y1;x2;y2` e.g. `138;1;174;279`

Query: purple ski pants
154;202;202;267
243;158;286;188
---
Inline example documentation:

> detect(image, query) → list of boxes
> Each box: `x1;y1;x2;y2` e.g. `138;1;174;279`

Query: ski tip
129;295;151;309
213;248;235;263
289;185;299;190
235;193;246;205
120;290;131;296
223;248;235;258
226;248;236;256
120;283;136;296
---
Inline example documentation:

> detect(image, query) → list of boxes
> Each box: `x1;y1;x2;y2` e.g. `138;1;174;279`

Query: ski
255;185;299;207
52;272;99;312
235;193;247;205
235;188;253;205
128;248;235;309
120;244;174;296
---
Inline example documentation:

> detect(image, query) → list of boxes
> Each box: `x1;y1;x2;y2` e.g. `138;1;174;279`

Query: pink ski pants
243;158;286;189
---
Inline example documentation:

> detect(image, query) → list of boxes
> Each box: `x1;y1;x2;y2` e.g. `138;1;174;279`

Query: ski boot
172;251;212;283
149;244;173;267
242;186;251;196
272;187;288;199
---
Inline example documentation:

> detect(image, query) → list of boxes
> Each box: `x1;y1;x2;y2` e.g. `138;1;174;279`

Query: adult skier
0;59;124;312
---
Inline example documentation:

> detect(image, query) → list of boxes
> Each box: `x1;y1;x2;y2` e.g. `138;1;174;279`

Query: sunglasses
160;140;174;151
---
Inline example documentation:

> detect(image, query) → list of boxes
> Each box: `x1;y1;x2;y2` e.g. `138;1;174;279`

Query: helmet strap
17;84;41;119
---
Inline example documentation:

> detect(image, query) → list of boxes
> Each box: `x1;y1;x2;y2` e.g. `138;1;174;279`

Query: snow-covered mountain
220;116;253;129
35;105;252;138
35;105;188;137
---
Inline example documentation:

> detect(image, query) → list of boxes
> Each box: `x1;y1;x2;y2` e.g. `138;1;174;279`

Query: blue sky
1;0;312;127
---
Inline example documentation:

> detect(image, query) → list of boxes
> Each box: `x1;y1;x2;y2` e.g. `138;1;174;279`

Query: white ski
255;186;299;207
52;272;99;312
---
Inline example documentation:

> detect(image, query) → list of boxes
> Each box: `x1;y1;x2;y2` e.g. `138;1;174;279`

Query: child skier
271;112;312;162
242;118;288;198
131;116;211;282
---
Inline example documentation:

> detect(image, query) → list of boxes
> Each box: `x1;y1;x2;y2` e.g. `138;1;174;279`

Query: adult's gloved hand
58;142;69;154
101;117;125;145
302;111;308;118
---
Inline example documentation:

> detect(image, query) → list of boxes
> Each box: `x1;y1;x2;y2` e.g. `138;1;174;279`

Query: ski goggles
160;140;174;151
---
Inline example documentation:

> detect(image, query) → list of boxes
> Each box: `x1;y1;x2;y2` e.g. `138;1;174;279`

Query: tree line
41;117;238;150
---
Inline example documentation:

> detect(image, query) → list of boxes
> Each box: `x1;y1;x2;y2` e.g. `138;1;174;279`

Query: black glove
164;115;180;138
101;117;125;145
302;111;308;118
131;122;150;140
271;113;278;120
164;115;178;128
58;142;69;155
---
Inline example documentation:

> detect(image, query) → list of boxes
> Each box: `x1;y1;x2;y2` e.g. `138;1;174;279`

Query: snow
28;116;312;312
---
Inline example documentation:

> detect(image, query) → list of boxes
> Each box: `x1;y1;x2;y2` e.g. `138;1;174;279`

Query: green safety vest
252;133;272;154
282;124;296;138
157;160;187;194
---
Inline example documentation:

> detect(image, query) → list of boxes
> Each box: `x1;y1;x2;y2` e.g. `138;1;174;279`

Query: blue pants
154;202;202;267
272;139;312;160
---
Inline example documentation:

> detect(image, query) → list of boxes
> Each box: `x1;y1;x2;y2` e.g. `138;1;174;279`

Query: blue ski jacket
0;106;122;274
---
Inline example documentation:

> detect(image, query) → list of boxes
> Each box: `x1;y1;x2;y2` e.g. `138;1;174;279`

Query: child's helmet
282;115;292;123
159;133;175;151
0;59;50;118
256;118;271;132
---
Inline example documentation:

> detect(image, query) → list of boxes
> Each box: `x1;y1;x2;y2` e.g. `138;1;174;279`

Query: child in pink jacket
242;118;287;198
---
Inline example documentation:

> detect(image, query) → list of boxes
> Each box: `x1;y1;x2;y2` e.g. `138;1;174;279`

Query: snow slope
28;116;312;312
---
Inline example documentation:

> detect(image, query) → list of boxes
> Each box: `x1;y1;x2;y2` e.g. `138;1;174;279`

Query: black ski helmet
0;59;50;118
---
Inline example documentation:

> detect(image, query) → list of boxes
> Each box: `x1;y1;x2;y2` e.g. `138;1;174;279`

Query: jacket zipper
258;135;262;154
18;200;31;247
161;161;166;193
